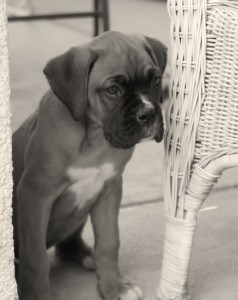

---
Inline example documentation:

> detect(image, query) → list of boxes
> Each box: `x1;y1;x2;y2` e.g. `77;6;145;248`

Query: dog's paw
81;253;95;271
100;277;143;300
118;278;143;300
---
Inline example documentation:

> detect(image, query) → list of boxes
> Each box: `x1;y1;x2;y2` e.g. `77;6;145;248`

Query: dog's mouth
104;131;140;149
103;102;164;149
104;116;164;149
139;119;164;144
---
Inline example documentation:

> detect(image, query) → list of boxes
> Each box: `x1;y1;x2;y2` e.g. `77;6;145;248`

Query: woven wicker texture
0;0;19;299
158;0;238;299
163;0;207;219
195;3;238;161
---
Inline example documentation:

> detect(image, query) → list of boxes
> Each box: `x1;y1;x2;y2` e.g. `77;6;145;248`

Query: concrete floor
8;0;238;299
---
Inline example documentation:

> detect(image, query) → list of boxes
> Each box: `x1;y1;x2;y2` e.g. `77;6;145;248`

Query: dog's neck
84;109;108;147
85;117;106;146
83;116;134;160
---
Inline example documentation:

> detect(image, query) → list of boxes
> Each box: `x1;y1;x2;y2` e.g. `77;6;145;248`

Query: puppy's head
44;31;167;149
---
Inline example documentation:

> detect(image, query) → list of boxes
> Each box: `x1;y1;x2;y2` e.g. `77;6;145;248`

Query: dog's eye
106;86;121;96
151;76;160;87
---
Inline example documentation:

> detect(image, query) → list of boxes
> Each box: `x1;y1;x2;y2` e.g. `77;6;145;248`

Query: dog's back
12;109;38;254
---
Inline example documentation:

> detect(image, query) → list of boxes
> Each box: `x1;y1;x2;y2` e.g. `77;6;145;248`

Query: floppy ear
43;46;98;120
144;37;167;74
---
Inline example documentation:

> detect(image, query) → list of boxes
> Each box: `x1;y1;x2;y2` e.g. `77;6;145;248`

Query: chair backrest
195;2;238;165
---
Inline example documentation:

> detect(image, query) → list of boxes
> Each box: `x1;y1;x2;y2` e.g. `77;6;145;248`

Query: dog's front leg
17;173;57;300
91;176;143;300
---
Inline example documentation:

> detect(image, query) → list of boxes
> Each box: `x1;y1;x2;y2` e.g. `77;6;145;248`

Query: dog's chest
66;161;116;207
47;159;119;246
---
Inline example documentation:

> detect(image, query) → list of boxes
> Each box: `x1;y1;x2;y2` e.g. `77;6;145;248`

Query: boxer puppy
12;31;167;300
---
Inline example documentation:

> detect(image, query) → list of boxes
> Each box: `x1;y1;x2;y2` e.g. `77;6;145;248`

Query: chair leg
101;0;109;32
157;216;197;300
93;0;99;36
93;0;109;36
158;162;224;299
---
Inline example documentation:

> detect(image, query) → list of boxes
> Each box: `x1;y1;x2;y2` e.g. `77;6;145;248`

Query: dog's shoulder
39;90;78;126
37;91;86;148
19;91;87;169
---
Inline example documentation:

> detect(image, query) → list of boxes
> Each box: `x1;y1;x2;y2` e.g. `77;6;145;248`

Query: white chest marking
67;163;116;207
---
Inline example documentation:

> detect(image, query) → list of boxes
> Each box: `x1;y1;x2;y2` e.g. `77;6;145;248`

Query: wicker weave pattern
158;1;238;299
164;0;207;219
195;4;238;161
158;2;207;297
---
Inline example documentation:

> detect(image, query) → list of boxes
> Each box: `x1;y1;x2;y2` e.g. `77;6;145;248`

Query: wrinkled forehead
90;33;155;83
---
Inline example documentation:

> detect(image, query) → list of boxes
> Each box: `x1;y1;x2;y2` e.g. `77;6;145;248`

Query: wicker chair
158;0;238;299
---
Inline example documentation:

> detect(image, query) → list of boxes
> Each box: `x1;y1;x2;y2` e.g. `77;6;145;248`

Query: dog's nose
136;107;156;124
